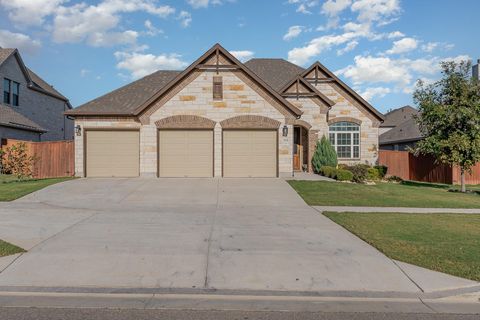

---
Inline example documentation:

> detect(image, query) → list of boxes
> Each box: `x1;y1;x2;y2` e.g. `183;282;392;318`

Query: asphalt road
0;308;478;320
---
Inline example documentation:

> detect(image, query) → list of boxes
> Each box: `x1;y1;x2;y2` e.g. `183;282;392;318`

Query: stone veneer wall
146;69;293;177
311;82;380;165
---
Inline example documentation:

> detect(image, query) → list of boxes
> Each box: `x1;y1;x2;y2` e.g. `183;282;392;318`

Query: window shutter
213;76;222;100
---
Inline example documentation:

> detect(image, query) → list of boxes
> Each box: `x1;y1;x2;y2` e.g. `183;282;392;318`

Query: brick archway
220;115;281;129
155;115;216;129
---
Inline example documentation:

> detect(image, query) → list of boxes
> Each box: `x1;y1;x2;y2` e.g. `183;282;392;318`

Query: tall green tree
312;135;337;173
413;60;480;192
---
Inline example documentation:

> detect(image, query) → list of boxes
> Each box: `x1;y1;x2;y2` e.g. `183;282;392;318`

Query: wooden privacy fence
1;139;74;178
378;150;480;185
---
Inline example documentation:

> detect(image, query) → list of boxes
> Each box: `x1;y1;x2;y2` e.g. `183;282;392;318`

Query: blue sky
0;0;478;113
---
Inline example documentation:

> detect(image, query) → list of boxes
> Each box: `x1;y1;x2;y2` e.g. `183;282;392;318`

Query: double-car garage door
85;129;277;178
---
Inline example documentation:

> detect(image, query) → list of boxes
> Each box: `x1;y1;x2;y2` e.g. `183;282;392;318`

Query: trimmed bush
374;165;388;178
336;169;354;181
312;136;337;174
320;166;336;178
367;167;380;181
345;164;369;183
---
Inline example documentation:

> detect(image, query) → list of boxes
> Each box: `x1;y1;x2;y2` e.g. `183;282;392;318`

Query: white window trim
329;122;361;160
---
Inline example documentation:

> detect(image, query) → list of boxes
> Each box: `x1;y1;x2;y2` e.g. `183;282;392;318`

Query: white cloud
0;29;41;53
80;69;90;77
187;0;231;9
230;50;254;62
178;11;192;28
337;40;358;55
387;31;404;39
283;26;304;41
360;86;391;100
144;20;163;36
0;0;65;27
115;51;188;79
322;0;352;16
421;42;454;53
351;0;401;23
385;37;418;54
289;0;319;14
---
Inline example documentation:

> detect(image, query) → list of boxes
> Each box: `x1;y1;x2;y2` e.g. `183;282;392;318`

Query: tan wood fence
1;139;74;179
378;150;480;185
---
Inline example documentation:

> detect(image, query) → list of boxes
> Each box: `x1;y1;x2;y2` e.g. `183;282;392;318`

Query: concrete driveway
0;178;476;294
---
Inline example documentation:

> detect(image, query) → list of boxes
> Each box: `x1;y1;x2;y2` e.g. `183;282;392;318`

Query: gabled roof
279;76;335;107
301;62;385;121
379;117;422;145
0;48;70;105
381;105;418;127
244;58;304;91
68;44;302;117
0;103;46;133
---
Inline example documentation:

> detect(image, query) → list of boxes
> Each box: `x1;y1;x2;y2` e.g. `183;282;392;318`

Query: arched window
329;121;360;159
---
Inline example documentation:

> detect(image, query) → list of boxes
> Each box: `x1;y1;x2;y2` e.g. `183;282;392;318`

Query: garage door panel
86;130;139;177
159;130;213;177
223;130;277;178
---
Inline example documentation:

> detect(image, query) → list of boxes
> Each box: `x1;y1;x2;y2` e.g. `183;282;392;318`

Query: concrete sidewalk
314;206;480;214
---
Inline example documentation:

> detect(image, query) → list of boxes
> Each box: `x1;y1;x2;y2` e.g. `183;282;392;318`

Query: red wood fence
378;150;480;185
1;139;74;179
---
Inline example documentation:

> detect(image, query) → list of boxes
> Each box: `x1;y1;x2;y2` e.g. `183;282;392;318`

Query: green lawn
0;239;25;257
288;180;480;208
323;212;480;281
0;174;74;201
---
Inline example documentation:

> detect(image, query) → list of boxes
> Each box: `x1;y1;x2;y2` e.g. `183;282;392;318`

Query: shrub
0;142;36;180
374;165;388;178
312;136;337;174
320;166;336;178
367;167;380;181
336;169;353;181
346;164;369;183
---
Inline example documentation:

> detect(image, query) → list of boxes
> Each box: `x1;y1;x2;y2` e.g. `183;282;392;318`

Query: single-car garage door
86;130;139;177
158;130;213;177
223;130;277;177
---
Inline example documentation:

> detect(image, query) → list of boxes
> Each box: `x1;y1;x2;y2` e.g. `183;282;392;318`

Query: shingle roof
379;117;422;145
0;48;69;103
244;58;304;91
381;105;418;127
0;48;15;66
69;70;180;114
0;104;46;132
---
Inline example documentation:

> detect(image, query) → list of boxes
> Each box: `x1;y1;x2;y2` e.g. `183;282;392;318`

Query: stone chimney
474;59;480;80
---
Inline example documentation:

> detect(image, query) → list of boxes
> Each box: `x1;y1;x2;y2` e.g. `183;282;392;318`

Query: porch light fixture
75;125;82;136
282;125;288;137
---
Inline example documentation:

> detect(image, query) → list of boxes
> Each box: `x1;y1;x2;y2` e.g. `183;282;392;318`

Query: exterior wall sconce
75;125;82;136
282;125;288;137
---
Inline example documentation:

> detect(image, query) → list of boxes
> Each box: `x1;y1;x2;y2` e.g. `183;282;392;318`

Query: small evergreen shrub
336;169;353;181
345;164;369;183
374;165;388;178
320;166;336;178
312;136;337;174
367;167;380;181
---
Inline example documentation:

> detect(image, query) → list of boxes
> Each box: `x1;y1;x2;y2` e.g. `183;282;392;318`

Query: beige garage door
223;130;277;177
86;130;139;177
159;130;213;177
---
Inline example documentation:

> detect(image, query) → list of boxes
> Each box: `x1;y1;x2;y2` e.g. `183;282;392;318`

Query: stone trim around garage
327;116;362;125
220;115;281;129
154;115;217;129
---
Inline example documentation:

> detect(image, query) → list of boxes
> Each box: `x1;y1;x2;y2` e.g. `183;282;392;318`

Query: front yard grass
0;239;25;257
288;180;480;208
323;212;480;281
0;174;74;201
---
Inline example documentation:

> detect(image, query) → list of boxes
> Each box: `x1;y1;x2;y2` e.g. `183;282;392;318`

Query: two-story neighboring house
66;44;384;178
0;48;73;142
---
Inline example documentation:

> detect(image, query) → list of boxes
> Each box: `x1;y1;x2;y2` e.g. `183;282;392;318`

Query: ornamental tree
413;60;480;192
312;135;337;173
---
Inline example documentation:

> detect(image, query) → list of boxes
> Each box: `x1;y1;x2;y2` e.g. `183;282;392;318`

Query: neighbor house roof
0;104;46;133
244;58;304;91
379;117;422;145
0;48;70;104
381;105;418;128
